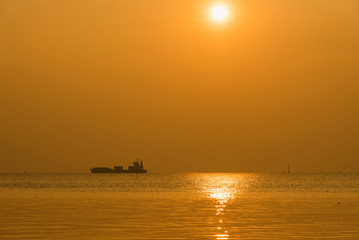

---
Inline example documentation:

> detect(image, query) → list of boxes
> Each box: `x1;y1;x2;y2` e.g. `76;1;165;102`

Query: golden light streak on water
204;174;248;240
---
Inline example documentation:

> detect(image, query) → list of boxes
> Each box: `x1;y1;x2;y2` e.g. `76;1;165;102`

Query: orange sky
1;0;359;172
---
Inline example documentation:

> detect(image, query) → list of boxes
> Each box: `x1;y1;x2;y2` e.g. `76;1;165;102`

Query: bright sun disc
211;5;227;21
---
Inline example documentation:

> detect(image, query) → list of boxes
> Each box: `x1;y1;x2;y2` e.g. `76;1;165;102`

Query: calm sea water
1;173;358;240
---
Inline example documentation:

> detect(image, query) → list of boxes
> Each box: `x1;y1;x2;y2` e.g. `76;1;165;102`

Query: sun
211;5;228;22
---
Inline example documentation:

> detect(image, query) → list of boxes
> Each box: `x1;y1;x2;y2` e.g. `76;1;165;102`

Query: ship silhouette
90;160;147;173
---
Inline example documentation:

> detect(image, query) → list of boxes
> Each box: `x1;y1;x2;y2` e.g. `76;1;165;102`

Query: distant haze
1;0;359;173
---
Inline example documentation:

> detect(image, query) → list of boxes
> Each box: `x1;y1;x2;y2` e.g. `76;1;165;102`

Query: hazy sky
1;0;359;172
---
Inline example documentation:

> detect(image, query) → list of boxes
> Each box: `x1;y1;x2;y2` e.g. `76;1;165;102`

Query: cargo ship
90;160;147;173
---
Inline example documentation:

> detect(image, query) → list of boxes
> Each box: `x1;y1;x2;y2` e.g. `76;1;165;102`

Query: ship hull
90;169;148;173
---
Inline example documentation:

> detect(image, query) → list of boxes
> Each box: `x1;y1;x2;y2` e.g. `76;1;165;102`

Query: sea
0;172;358;240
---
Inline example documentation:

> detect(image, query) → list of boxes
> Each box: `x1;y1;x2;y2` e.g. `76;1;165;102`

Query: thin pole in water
135;158;139;183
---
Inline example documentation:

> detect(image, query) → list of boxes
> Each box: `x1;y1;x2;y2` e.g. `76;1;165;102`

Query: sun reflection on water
199;174;249;240
212;190;230;240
